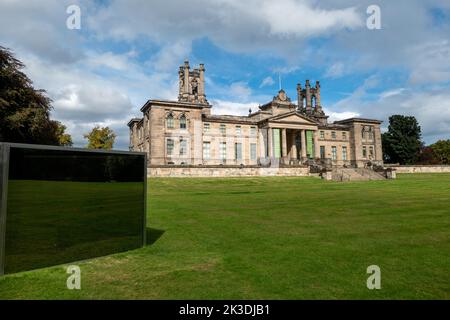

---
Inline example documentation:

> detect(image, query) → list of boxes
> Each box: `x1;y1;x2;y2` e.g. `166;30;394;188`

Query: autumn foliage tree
84;126;116;150
0;46;72;145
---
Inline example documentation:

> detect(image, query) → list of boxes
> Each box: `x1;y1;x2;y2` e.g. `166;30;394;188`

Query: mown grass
0;173;449;299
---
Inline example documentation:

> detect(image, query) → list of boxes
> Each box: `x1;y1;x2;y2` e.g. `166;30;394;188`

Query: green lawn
0;173;449;299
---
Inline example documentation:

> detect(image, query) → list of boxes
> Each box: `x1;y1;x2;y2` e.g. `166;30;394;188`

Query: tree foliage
0;46;72;145
429;139;450;164
55;121;73;146
382;115;422;164
84;126;116;150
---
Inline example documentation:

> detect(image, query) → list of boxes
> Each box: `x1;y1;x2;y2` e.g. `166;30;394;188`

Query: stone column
305;80;312;112
199;63;205;102
184;61;190;94
313;130;320;159
291;131;297;160
281;128;287;159
267;128;273;157
301;129;307;159
315;81;321;107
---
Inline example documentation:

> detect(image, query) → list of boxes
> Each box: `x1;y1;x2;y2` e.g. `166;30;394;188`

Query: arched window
179;114;187;129
166;113;174;129
368;127;374;140
361;127;366;139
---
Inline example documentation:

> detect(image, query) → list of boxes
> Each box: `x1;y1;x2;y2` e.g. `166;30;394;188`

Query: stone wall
148;165;310;177
385;165;450;173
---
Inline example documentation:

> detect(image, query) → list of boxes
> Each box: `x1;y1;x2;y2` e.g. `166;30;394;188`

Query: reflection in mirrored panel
2;145;146;274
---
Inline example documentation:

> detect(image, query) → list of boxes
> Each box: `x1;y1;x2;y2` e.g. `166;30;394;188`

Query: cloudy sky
1;0;449;149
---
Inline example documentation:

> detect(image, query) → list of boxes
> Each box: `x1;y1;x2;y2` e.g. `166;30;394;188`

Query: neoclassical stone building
128;61;383;169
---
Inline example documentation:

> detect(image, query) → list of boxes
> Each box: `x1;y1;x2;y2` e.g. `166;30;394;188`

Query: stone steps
331;168;386;182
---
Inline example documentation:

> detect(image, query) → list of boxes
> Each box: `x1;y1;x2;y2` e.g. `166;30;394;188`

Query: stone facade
384;165;450;173
128;61;384;171
148;166;310;177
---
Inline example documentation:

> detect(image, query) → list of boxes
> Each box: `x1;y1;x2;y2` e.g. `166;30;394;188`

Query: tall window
331;131;336;139
167;114;174;129
250;126;256;135
220;142;227;160
362;127;366;139
166;139;174;156
179;139;187;156
203;123;210;133
179;114;187;129
236;126;241;135
220;124;226;135
342;146;348;161
235;143;242;160
342;132;347;140
320;146;325;159
320;131;325;139
250;143;257;161
369;146;374;158
331;146;337;160
368;127;374;140
362;146;367;158
203;142;210;159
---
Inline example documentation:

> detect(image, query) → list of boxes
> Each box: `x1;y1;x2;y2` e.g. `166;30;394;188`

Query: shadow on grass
146;227;165;246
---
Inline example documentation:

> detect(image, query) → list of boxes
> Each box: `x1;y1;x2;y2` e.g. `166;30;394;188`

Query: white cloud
379;88;406;100
86;51;133;71
145;40;192;72
260;76;275;88
330;77;450;143
408;40;450;84
210;99;259;116
324;62;345;78
259;0;362;37
229;82;252;99
326;110;360;122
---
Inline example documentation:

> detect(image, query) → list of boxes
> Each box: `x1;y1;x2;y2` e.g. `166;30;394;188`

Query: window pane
220;142;227;160
331;146;337;160
180;140;187;156
250;143;257;160
180;115;186;129
167;115;174;129
320;146;325;159
235;143;242;160
167;139;174;155
203;142;210;159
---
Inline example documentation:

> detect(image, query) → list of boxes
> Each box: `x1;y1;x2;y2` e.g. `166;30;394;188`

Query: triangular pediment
267;112;319;125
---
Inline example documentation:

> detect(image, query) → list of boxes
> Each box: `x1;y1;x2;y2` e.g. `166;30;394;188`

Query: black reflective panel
4;146;145;274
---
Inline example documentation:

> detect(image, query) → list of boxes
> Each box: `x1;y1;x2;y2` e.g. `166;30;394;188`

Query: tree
416;146;440;165
382;115;422;164
0;46;72;145
430;139;450;164
84;126;116;150
54;121;73;146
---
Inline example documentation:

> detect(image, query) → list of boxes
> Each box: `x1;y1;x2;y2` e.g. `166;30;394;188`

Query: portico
262;113;320;163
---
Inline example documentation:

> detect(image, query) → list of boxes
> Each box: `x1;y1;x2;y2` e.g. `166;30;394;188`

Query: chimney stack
305;80;312;112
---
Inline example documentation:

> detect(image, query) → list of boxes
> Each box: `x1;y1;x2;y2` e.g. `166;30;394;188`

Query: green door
272;129;281;158
306;130;314;158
